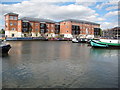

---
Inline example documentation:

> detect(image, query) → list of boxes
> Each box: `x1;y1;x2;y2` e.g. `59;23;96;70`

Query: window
66;31;68;32
35;23;38;26
47;29;49;32
66;26;68;28
10;22;12;26
51;25;54;27
30;23;33;26
40;29;44;33
13;16;17;20
36;34;38;36
35;28;38;31
6;17;8;20
14;22;17;25
11;28;16;30
22;28;28;32
18;22;21;25
51;30;54;32
10;16;13;20
47;24;49;27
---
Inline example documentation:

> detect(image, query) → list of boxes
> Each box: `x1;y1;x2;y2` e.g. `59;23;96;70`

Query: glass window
40;29;44;33
13;16;17;20
51;25;54;27
11;28;16;30
30;23;33;26
47;24;49;27
14;22;17;25
35;23;38;26
51;30;54;32
10;16;13;20
6;17;8;20
35;28;38;31
47;29;49;32
10;22;13;26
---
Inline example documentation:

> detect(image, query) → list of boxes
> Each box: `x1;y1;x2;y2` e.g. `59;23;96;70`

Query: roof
59;19;100;25
19;17;55;23
4;12;18;16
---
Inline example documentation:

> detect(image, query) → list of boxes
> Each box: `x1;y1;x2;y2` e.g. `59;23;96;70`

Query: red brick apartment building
60;19;100;38
5;13;100;38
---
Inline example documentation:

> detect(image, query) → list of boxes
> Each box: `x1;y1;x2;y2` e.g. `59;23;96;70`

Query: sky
0;0;119;30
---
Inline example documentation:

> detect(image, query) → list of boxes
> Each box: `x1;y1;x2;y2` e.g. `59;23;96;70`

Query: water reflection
90;48;118;58
2;41;118;88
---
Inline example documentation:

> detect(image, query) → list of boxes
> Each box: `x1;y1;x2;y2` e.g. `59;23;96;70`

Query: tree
0;29;5;34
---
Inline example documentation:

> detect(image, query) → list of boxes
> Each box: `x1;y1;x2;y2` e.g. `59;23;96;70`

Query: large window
35;28;38;31
22;28;28;32
30;23;33;26
10;16;13;20
13;16;17;20
72;25;80;35
9;16;17;20
11;28;16;31
55;25;60;34
35;23;39;26
40;29;45;33
10;22;13;26
14;22;17;25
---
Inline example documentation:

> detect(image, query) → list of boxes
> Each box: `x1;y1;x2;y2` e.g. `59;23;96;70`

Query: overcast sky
0;0;119;30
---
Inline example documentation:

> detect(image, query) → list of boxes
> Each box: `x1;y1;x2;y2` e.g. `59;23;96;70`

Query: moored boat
72;38;79;43
0;41;11;55
90;39;120;48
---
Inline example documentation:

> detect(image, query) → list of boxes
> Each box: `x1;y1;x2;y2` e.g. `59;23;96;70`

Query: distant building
102;27;120;38
4;13;100;38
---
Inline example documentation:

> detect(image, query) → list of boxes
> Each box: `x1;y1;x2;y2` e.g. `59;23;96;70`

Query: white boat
72;38;79;43
90;39;120;48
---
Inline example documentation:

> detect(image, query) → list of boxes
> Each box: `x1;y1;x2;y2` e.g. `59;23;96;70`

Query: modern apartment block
5;13;100;38
5;13;59;38
60;19;100;38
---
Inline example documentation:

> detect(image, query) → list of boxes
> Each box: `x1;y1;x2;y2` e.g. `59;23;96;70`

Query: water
2;41;118;88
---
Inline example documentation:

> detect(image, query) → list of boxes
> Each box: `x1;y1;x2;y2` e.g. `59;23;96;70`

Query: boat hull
0;44;11;55
72;38;79;43
90;40;120;48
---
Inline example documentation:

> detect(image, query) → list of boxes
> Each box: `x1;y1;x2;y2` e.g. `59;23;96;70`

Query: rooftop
60;19;100;25
4;12;18;16
19;17;55;23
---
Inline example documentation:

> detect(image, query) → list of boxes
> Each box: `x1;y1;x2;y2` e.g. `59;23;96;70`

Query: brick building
102;27;120;38
59;19;100;38
5;13;59;38
5;13;100;38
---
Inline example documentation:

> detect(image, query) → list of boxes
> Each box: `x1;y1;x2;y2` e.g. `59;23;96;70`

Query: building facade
5;13;100;38
60;19;100;38
102;27;120;38
5;13;59;38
